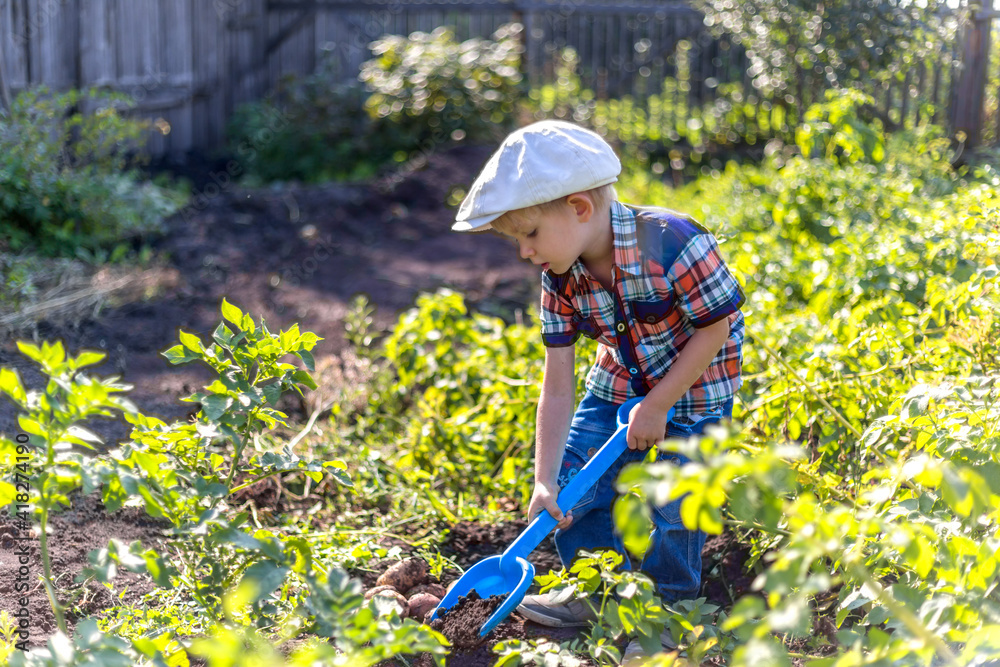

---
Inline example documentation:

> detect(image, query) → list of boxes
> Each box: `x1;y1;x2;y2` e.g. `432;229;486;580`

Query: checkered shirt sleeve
539;271;579;347
668;233;745;328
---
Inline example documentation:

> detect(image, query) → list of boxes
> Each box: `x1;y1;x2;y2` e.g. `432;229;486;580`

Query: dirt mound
418;590;584;667
430;591;518;651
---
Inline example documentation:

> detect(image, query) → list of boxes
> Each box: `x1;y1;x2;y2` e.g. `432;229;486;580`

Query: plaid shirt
540;200;745;416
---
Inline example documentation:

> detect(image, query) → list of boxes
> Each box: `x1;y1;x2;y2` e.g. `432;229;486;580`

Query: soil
0;489;172;648
430;591;513;651
700;530;757;606
442;520;563;587
415;590;585;667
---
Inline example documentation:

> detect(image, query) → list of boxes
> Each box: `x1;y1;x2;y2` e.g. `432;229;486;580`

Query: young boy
451;120;745;658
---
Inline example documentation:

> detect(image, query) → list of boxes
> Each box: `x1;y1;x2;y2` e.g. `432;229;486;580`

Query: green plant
339;288;597;508
604;88;1000;663
532;550;729;665
361;23;524;147
0;300;450;666
227;77;387;184
7;619;134;667
0;85;187;257
617;381;1000;666
344;294;379;352
493;638;587;667
520;45;798;180
0;341;139;635
693;0;962;110
230;22;524;186
795;89;885;165
0;611;18;661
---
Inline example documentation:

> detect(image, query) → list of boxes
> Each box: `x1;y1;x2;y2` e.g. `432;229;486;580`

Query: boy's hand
526;481;573;530
627;402;671;451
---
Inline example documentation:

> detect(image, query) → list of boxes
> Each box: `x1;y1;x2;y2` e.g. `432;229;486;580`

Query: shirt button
629;367;639;375
645;315;656;323
616;322;626;333
587;447;597;457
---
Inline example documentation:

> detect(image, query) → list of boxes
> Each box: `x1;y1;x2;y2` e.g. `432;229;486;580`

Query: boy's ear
567;192;594;222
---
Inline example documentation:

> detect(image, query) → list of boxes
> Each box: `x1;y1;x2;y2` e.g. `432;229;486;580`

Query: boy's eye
527;230;537;238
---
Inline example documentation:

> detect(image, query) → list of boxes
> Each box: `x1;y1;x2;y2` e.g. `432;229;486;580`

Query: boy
451;120;745;660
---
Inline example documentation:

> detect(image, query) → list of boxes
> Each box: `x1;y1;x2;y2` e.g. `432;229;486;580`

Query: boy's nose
519;243;534;259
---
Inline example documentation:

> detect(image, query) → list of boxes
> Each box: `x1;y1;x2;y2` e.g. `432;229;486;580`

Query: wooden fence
0;0;995;160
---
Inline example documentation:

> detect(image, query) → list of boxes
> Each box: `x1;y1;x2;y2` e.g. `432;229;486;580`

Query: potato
407;593;440;621
364;584;398;600
376;558;429;592
370;589;409;617
407;583;447;598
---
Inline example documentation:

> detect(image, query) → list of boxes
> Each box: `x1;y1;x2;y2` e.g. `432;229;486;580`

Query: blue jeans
553;391;734;603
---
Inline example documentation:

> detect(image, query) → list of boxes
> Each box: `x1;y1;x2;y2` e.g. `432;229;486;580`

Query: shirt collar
568;200;643;281
609;200;644;277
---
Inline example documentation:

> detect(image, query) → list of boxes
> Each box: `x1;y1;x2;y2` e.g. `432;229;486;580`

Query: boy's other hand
527;481;573;530
626;402;670;451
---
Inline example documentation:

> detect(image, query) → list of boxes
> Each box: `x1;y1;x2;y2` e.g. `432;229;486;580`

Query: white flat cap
452;119;622;232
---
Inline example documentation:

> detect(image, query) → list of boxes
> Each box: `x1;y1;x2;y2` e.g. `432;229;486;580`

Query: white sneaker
515;594;600;628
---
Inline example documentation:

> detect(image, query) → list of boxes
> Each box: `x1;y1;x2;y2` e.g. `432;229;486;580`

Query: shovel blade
428;555;535;636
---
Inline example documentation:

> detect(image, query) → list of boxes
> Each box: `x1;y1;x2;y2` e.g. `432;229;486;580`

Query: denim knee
549;391;737;602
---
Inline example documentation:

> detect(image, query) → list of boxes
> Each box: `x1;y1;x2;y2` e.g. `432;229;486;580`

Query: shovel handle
502;397;674;563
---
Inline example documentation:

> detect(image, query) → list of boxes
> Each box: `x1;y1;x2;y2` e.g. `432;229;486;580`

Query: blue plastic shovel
429;396;675;636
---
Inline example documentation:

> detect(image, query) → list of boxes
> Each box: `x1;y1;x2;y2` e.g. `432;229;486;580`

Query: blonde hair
491;184;617;236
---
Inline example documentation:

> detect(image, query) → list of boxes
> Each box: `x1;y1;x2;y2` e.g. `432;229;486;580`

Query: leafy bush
520;45;799;179
229;23;523;186
693;0;962;106
227;73;391;184
360;23;523;146
0;86;187;258
332;289;592;506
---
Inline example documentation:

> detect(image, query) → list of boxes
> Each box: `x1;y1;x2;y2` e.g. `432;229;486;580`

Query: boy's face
500;195;597;275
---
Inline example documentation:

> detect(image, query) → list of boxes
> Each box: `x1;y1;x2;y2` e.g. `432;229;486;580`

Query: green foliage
618;389;1000;665
0;612;20;662
161;296;323;448
339;289;593;508
0;339;140;634
693;0;961;103
7;619;133;667
532;550;730;665
5;61;1000;667
0;301;447;667
795;89;885;165
521;45;798;179
231;23;523;185
227;75;388;184
0;85;188;258
493;638;586;667
608;92;1000;665
360;23;523;146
